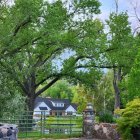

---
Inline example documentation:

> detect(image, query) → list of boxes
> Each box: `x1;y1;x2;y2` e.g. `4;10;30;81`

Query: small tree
94;71;114;114
117;99;140;140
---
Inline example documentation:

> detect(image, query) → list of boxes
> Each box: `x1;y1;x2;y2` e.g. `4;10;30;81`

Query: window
53;102;64;107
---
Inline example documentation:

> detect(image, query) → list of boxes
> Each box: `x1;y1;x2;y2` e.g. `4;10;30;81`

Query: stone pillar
0;123;18;140
83;103;94;139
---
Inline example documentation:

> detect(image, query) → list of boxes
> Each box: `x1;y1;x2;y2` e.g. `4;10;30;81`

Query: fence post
41;111;43;136
26;112;28;137
43;111;46;135
70;113;72;137
57;112;58;134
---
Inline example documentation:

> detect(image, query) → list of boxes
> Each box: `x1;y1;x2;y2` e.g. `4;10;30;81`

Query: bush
116;98;140;140
98;112;114;123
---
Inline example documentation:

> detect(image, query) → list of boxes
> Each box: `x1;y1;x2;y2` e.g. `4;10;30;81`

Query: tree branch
133;26;140;36
35;77;60;96
35;73;61;88
75;64;128;69
134;6;140;23
115;0;119;14
13;16;31;37
34;47;62;67
2;32;48;57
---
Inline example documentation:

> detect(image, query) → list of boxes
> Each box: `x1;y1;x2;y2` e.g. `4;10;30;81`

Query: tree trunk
20;72;59;131
23;94;36;131
113;80;120;109
26;95;36;112
23;72;36;111
113;68;122;110
23;73;36;131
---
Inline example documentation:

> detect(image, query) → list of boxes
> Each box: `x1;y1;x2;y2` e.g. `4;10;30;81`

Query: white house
33;97;78;118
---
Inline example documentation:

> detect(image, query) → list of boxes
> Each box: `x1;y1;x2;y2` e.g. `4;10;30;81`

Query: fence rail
0;111;83;138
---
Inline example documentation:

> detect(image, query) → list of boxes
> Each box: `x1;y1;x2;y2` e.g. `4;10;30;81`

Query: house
34;97;78;117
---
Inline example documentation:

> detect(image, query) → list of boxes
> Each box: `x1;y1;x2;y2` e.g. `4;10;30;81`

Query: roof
34;97;77;111
71;103;78;110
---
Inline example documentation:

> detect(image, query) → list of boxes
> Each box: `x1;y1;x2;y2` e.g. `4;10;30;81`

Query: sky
98;0;140;31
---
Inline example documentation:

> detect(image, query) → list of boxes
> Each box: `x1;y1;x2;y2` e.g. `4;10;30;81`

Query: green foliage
94;71;114;114
117;99;140;140
106;12;134;68
74;0;101;14
41;80;73;101
0;0;136;116
72;85;94;113
126;51;140;101
105;12;136;109
120;42;140;106
0;68;25;117
98;112;114;123
0;0;103;111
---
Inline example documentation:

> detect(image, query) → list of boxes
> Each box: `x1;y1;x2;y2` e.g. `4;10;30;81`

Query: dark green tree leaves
0;0;102;111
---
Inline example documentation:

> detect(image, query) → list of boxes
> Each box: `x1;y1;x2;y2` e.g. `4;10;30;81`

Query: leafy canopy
0;0;104;111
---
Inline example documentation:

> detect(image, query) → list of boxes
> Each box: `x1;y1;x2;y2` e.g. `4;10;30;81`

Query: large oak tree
0;0;104;112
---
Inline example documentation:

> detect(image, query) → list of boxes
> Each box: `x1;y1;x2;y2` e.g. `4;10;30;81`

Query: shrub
98;112;114;123
95;116;99;123
116;98;140;140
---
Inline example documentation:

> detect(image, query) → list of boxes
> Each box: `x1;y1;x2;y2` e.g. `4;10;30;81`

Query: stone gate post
83;103;94;139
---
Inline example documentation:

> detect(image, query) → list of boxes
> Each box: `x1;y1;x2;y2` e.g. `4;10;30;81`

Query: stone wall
0;123;18;140
93;123;120;140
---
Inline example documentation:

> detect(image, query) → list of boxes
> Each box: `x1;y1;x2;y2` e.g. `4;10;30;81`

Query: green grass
18;132;82;139
18;131;41;138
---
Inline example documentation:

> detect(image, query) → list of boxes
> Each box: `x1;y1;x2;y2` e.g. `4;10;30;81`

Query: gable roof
71;103;78;110
35;97;77;111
